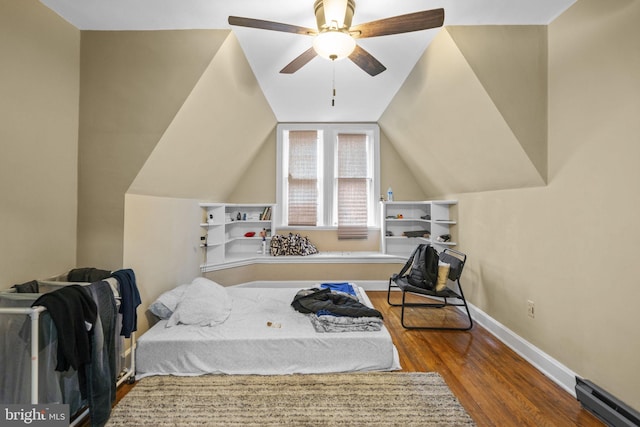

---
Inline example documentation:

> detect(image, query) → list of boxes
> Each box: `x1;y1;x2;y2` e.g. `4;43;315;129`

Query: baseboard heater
575;377;640;426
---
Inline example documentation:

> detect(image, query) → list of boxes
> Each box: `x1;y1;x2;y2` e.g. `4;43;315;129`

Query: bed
136;281;401;378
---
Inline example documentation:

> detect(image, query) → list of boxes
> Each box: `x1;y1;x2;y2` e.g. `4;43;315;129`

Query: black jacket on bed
291;288;382;318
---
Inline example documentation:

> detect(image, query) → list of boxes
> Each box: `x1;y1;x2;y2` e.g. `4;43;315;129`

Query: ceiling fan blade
350;8;445;39
228;16;317;36
280;47;318;74
349;44;386;76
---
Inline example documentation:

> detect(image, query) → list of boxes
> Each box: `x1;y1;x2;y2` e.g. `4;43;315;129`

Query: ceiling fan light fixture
314;0;355;30
313;30;356;61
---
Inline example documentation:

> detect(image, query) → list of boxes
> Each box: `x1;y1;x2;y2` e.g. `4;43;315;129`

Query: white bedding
136;287;400;378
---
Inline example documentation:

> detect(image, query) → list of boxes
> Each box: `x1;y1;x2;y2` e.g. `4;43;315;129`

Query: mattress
136;287;400;377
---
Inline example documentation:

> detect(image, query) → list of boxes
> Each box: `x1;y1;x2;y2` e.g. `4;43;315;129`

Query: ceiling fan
228;0;444;77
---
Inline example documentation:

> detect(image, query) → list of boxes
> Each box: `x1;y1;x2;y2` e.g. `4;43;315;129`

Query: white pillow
166;278;231;327
148;283;189;319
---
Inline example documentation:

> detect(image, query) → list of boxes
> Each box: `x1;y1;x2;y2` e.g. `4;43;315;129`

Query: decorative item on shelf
396;214;403;219
437;234;451;242
242;213;247;221
261;228;268;255
236;212;242;221
420;214;431;220
260;206;272;221
402;230;430;238
387;186;393;201
244;232;256;237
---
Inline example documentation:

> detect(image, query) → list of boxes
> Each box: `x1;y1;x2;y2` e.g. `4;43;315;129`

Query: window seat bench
201;251;405;273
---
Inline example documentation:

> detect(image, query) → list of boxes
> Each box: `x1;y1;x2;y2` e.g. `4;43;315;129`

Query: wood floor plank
80;290;603;426
367;290;603;427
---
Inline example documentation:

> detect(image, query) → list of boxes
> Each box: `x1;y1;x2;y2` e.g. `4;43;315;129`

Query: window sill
275;226;381;232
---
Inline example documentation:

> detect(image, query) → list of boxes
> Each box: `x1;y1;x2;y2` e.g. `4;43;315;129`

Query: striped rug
106;372;475;426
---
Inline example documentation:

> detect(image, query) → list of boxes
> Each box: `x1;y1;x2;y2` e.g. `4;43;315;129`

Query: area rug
106;372;475;426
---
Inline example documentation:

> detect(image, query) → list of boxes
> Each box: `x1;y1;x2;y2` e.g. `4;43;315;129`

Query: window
287;130;320;226
277;123;380;231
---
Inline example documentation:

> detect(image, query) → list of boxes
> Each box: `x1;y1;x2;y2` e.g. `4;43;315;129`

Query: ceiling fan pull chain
331;59;336;107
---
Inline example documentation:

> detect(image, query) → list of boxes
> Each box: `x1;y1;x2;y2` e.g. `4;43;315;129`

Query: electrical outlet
527;300;535;318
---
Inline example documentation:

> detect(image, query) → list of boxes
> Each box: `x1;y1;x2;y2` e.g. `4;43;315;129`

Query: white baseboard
467;302;578;397
235;280;390;290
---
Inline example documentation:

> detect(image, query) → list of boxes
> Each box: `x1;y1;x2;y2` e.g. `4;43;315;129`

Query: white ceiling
40;0;575;122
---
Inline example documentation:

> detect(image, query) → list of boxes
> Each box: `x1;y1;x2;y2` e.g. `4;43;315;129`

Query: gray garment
85;281;117;427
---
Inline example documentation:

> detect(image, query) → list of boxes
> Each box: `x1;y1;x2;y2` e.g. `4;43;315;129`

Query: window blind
336;133;369;239
287;130;318;226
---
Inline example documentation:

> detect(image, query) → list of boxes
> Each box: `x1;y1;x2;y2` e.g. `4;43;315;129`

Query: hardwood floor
368;290;603;427
83;290;603;426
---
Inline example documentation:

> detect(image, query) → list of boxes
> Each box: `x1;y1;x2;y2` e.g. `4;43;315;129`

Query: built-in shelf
381;200;457;257
200;203;275;269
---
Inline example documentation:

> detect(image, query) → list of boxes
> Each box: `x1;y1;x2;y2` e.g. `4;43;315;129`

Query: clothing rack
0;277;137;426
0;305;46;404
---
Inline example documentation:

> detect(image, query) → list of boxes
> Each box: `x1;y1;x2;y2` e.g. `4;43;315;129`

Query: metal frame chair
387;247;473;330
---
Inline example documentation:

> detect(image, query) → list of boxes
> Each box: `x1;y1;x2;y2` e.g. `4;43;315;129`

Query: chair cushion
393;276;461;299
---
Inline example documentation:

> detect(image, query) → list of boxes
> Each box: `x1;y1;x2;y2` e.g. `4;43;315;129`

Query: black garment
67;268;111;283
12;280;39;293
110;269;141;338
291;288;383;319
32;285;97;398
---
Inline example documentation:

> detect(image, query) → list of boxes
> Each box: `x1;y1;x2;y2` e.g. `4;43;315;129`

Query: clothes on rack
85;281;118;427
67;268;111;283
110;269;141;338
12;280;39;293
3;268;140;426
31;285;97;398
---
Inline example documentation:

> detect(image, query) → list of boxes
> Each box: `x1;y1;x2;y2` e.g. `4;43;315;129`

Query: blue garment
110;269;141;338
317;309;340;317
320;282;355;296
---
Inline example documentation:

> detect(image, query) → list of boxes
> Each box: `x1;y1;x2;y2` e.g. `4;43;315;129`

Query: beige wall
6;0;638;411
0;0;79;286
205;263;400;288
380;26;547;196
448;25;548;180
382;0;640;410
128;33;277;201
78;30;228;270
122;194;202;334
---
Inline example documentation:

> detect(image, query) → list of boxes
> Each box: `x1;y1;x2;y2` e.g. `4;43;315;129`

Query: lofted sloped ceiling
379;27;547;196
130;24;550;200
128;33;277;200
42;0;575;122
448;25;548;181
70;0;563;218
